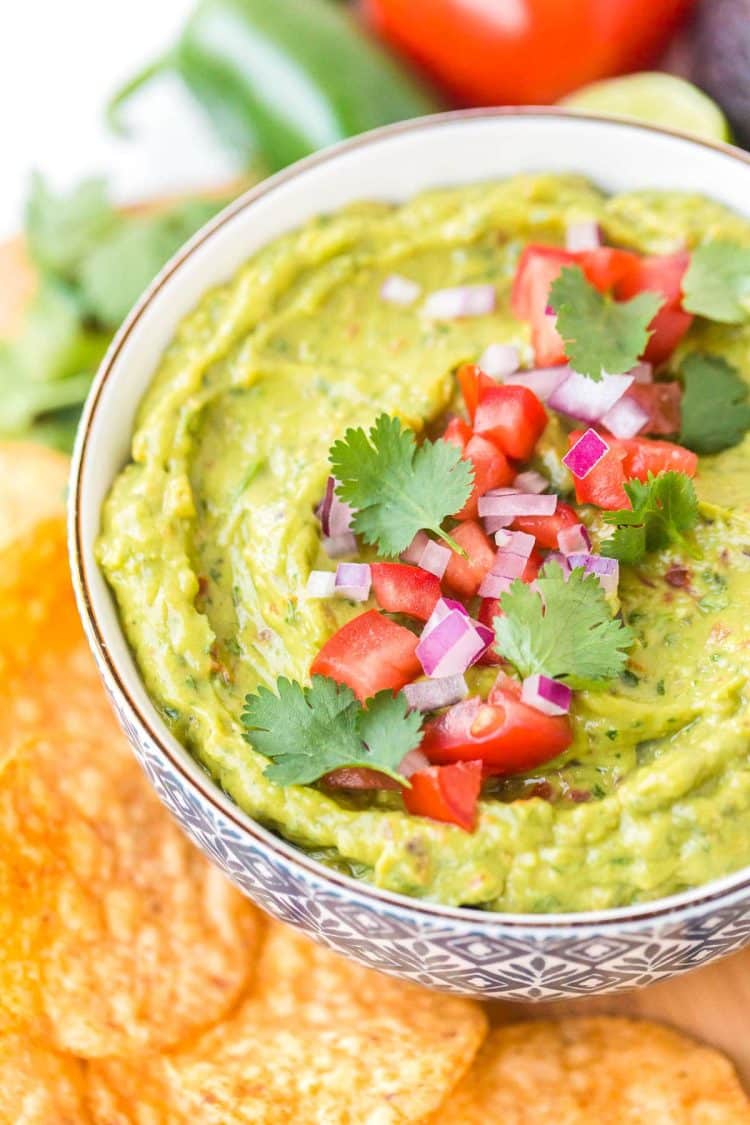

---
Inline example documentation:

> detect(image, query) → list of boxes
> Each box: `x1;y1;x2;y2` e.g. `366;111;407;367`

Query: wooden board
4;222;750;1086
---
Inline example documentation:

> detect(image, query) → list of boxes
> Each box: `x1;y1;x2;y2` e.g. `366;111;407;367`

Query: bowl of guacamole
71;111;750;999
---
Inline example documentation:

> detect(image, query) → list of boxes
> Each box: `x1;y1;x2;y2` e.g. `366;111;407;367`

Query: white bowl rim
70;106;750;933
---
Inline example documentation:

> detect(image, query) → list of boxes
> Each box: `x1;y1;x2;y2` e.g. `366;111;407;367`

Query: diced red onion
484;514;515;534
422;597;470;640
631;361;653;384
491;550;529;580
380;273;421;306
543;552;570;575
548;371;633;423
478;493;557;518
403;674;469;713
505;366;569;402
334;562;371;602
521;673;572;716
478;343;520;379
474;621;494;649
423;285;496;319
419;539;451;579
323;532;358;558
494;529;535;559
566;552;620;595
557;523;592;555
306;570;336;598
544;303;555;316
317;476;355;539
478;572;513;598
513;470;548;494
600;393;650;439
401;530;430;565
562;429;609;480
416;610;487;677
398;748;431;777
565;220;601;252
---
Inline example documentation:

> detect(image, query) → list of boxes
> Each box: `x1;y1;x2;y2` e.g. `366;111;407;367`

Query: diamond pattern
101;671;750;1001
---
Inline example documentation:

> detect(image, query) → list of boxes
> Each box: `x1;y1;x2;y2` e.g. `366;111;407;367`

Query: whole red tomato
361;0;695;105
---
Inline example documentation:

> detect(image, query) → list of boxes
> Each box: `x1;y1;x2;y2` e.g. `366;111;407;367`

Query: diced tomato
443;520;496;599
403;760;483;831
473;384;548;461
511;246;577;365
370;562;442;622
628;382;682;437
311;610;420;701
568;430;629;510
322;767;401;791
621;435;697;481
457;363;496;423
510;503;579;550
442;415;473;449
578;246;639;291
615;252;693;366
456;433;514;520
420;688;572;774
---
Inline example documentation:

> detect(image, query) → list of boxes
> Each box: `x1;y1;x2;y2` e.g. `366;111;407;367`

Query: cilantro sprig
679;353;750;454
330;413;473;557
548;265;664;381
495;563;633;686
682;242;750;324
602;472;699;565
242;675;423;786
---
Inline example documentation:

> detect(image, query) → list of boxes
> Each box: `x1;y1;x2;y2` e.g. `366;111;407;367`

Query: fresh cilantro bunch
330;413;473;556
682;242;750;324
242;675;423;786
1;175;226;451
548;265;663;381
679;353;750;454
602;471;699;565
495;563;633;685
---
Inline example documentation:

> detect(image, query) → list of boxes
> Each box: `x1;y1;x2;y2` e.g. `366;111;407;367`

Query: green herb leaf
682;241;750;323
548;265;664;381
241;675;423;786
679;352;750;453
25;173;118;280
602;471;699;565
495;563;633;684
330;413;473;557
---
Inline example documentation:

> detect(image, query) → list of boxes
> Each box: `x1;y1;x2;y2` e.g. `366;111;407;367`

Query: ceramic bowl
70;110;750;1000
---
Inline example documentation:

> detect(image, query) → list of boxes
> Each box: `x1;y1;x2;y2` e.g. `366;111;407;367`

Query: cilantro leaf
495;563;633;684
330;413;473;557
241;675;423;786
602;471;699;565
682;242;750;323
25;173;118;280
679;352;750;453
549;265;664;381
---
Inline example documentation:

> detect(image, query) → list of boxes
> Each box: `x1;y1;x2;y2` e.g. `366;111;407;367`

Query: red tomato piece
473;384;548;461
311;610;420;701
615;252;693;366
568;430;630;510
443;520;496;598
370;562;442;622
420;690;572;774
403;760;483;831
510;502;579;549
578;246;640;291
511;246;577;366
457;363;495;423
621;435;697;481
456;433;514;520
628;381;682;436
442;415;473;449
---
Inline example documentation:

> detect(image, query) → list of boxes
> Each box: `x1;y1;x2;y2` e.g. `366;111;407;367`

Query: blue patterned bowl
70;110;750;1000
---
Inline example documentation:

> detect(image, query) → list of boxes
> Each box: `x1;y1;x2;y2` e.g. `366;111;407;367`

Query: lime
561;72;731;144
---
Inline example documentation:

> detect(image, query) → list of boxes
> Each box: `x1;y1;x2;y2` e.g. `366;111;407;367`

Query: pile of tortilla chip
1;442;749;1124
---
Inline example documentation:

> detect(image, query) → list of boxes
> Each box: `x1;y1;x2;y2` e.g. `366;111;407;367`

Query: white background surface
0;0;240;237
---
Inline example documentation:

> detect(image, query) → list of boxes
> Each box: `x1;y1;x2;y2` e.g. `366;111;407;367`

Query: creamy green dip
98;174;750;913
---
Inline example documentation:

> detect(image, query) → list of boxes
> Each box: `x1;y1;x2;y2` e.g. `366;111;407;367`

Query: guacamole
98;174;750;913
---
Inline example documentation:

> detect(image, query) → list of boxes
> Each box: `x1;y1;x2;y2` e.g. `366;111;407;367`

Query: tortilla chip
86;921;487;1123
0;441;68;549
437;1017;750;1123
0;1033;90;1124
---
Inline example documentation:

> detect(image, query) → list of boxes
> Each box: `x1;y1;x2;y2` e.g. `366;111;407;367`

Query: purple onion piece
398;748;431;777
317;476;354;539
630;361;653;384
423;284;496;320
419;539;451;579
567;552;620;595
557;523;592;556
521;673;572;717
505;366;569;402
565;220;601;252
416;611;485;678
494;529;535;559
478;492;558;518
478;343;520;379
543;552;571;576
491;550;529;580
513;470;549;494
306;570;336;598
402;674;469;713
380;273;421;306
323;532;358;558
422;597;470;640
600;394;650;439
484;515;515;535
548;371;633;423
334;562;371;602
478;572;513;599
562;429;609;480
401;530;430;565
